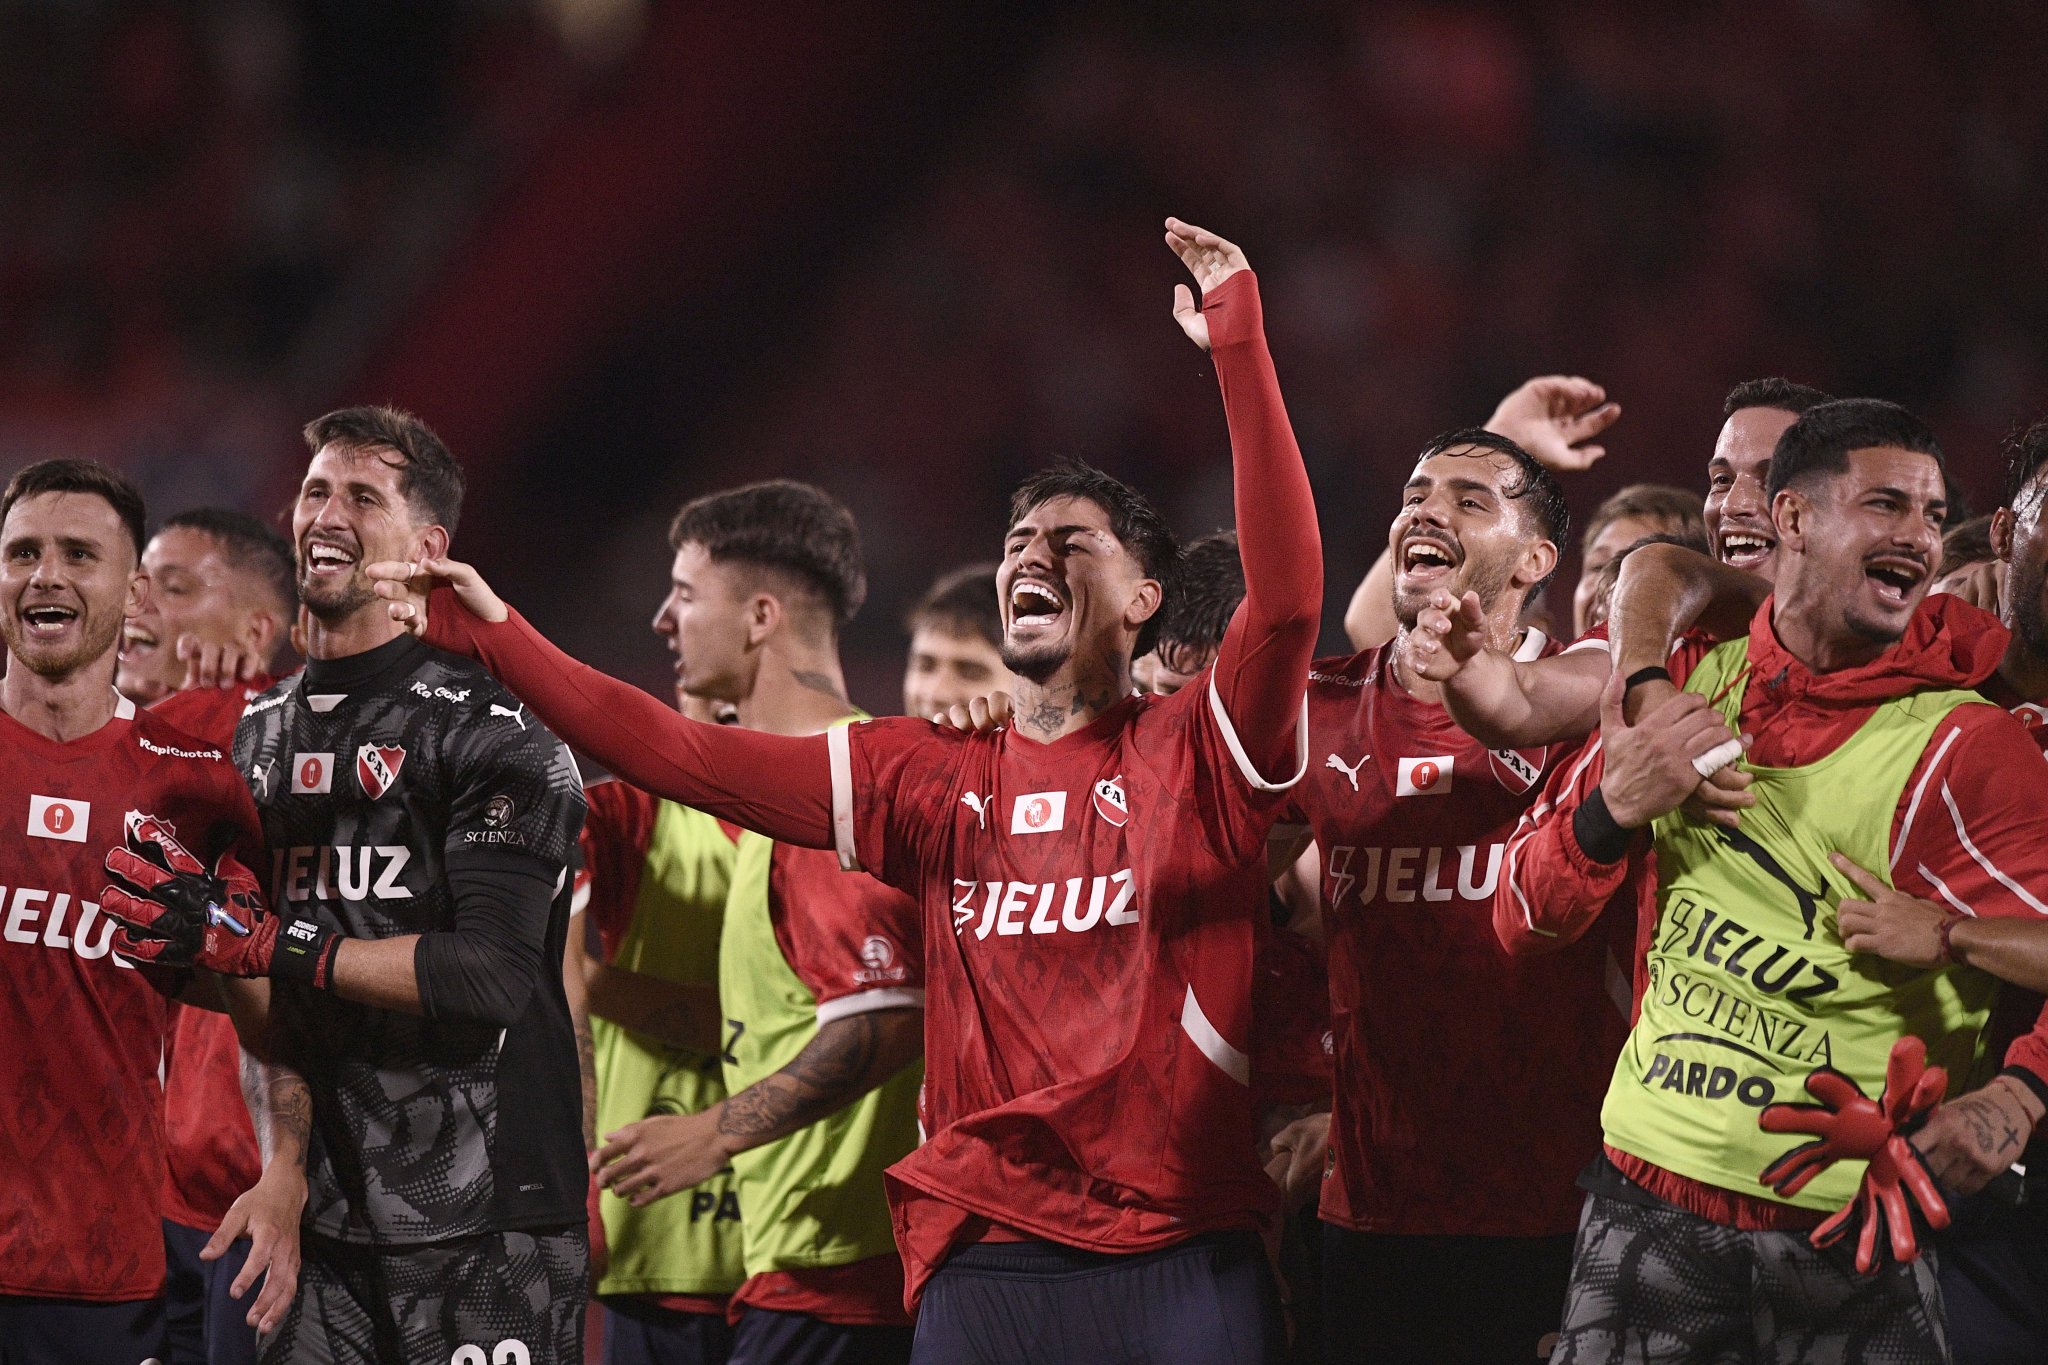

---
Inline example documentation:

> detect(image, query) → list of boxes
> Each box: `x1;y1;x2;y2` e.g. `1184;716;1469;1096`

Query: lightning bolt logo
1324;844;1357;909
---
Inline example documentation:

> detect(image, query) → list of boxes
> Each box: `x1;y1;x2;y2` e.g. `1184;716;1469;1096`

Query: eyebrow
5;533;106;554
1404;475;1500;497
1006;523;1106;540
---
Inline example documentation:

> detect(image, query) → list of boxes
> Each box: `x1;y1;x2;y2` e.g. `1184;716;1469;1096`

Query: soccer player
370;218;1321;1363
124;509;299;1365
112;408;594;1364
1704;377;1835;578
1570;484;1705;635
1343;373;1621;651
902;564;1016;720
1132;531;1244;698
586;480;926;1365
1290;427;1630;1362
0;461;281;1363
1495;400;2048;1362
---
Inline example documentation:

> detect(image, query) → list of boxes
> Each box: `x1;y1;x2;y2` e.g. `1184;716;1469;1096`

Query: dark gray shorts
259;1225;586;1365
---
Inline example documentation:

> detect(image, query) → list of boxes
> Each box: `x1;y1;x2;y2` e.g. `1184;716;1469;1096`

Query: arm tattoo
574;1014;599;1149
241;1050;313;1168
715;1010;905;1149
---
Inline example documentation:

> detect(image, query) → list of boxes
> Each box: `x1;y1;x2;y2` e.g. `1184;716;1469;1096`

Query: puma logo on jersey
950;870;1138;939
960;791;990;829
1324;752;1368;791
272;845;414;902
489;703;527;730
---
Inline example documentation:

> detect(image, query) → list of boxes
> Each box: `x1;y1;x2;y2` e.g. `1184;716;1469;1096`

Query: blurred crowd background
9;0;2048;709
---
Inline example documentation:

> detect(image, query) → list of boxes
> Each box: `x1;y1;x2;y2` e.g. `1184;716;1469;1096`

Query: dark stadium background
9;0;2048;717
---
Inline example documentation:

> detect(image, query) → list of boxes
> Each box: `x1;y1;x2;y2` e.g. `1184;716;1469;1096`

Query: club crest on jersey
1395;755;1454;798
27;795;88;842
1011;790;1066;834
1488;745;1546;795
1092;776;1128;827
356;744;407;800
291;754;334;794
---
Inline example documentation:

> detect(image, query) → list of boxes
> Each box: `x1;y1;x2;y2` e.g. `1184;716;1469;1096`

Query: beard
1;607;122;681
1393;556;1515;630
1000;635;1070;685
2008;555;2048;662
299;566;376;624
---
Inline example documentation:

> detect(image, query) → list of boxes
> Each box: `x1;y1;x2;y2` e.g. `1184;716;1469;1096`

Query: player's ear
1772;488;1806;553
1991;507;2017;565
417;525;451;564
1125;576;1163;635
747;591;781;647
126;568;149;621
1514;538;1559;594
243;606;281;659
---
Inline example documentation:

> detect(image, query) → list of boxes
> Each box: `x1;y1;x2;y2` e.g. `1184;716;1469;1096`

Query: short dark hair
669;479;867;628
1155;531;1244;667
1766;398;1945;500
1416;427;1571;593
1;459;146;561
160;507;298;612
1723;378;1834;420
1007;457;1180;657
1580;484;1705;554
906;563;1001;649
2003;419;2048;510
302;405;465;535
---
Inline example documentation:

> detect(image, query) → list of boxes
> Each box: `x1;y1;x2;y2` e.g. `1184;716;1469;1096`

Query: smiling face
0;491;143;682
903;624;1013;719
292;444;439;626
1775;447;1946;650
651;541;758;705
1707;406;1798;579
118;526;257;703
998;495;1160;685
1389;447;1557;629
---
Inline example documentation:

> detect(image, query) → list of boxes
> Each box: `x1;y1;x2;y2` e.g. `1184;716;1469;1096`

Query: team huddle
2;220;2045;1365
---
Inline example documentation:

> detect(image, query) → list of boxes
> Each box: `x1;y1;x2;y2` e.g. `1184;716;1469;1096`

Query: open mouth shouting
302;536;360;580
1396;532;1461;590
20;602;82;641
120;622;160;663
1863;553;1929;609
1008;577;1068;633
1717;529;1776;572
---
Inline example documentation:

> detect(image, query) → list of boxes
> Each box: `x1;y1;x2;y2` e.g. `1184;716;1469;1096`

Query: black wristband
1573;788;1636;865
1999;1064;2048;1117
270;918;341;989
1622;666;1672;696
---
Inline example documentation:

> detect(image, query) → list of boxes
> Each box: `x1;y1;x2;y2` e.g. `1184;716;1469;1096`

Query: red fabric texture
769;844;922;1008
726;1253;908;1327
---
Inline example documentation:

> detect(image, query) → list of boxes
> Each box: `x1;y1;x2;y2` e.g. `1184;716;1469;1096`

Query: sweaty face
903;625;1013;719
292;445;432;625
1778;448;1945;649
1573;513;1670;637
119;527;252;703
1390;448;1549;629
998;496;1154;686
2005;472;2048;664
0;491;139;682
651;542;756;704
1706;407;1796;579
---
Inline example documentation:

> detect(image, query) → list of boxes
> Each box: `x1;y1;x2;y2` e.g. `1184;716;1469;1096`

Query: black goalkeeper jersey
233;633;587;1244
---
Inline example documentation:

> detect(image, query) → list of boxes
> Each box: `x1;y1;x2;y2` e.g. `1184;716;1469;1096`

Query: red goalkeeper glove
101;815;339;987
1758;1036;1950;1272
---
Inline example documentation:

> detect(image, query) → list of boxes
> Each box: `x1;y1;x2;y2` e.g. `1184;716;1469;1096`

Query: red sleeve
768;844;924;1018
577;780;666;960
1250;919;1331;1108
1890;705;2048;922
841;716;965;891
2001;998;2048;1091
1492;733;1640;954
1201;271;1321;781
424;599;836;848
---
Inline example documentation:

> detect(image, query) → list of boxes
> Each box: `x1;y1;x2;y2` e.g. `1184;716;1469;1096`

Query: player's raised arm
1606;541;1770;686
368;556;837;849
1166;219;1320;776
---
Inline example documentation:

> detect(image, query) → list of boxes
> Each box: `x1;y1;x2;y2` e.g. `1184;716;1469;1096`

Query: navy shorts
600;1297;734;1365
0;1294;165;1365
910;1232;1283;1365
728;1308;912;1365
163;1218;261;1365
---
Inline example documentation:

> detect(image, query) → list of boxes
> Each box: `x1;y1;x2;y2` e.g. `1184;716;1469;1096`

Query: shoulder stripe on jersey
815;986;926;1026
1915;860;1973;917
1938;780;2048;915
1179;986;1251;1086
113;689;136;719
827;724;860;871
1890;723;1960;873
1205;674;1310;793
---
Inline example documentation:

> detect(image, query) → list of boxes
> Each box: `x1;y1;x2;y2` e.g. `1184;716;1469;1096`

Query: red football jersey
0;693;263;1300
833;678;1307;1301
1293;636;1629;1237
153;677;278;1232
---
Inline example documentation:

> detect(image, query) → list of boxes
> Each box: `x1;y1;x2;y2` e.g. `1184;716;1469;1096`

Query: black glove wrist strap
270;918;341;988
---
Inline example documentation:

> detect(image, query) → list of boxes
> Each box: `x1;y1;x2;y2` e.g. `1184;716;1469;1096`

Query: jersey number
450;1342;529;1365
722;1018;746;1066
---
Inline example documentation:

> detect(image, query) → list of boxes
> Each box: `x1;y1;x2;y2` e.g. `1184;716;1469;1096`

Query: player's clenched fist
102;816;339;987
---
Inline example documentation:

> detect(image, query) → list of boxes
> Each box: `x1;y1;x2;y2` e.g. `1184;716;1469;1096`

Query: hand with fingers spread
205;1165;305;1334
1758;1036;1950;1272
1833;852;1953;968
1407;589;1487;683
364;555;509;637
1165;218;1250;351
592;1109;735;1208
932;690;1013;735
176;634;268;692
1484;375;1621;473
1595;670;1749;830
